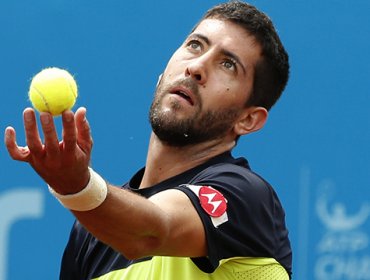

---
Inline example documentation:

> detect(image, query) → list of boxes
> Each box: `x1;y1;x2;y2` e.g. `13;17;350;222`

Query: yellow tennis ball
29;67;78;116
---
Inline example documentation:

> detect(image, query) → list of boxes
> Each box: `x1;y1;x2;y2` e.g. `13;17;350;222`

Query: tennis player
5;1;292;279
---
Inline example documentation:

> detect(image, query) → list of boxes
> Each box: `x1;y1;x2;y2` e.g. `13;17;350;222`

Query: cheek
207;75;236;95
163;50;185;75
205;83;248;109
220;77;252;104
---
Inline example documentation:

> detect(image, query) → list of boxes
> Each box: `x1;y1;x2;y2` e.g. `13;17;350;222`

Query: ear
233;106;268;136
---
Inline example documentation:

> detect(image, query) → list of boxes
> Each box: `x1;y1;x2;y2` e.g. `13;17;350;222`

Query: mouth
170;87;194;106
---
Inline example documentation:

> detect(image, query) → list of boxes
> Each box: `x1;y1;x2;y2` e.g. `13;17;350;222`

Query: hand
4;107;93;194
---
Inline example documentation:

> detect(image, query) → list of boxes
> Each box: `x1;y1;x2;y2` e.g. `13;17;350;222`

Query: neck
139;132;235;188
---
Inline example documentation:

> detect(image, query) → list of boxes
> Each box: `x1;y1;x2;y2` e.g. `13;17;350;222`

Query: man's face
149;18;262;146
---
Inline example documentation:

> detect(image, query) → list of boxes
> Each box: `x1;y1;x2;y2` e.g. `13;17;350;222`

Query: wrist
48;167;108;211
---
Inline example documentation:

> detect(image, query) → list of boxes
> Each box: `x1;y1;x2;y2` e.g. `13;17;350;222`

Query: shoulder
179;157;285;223
191;158;274;197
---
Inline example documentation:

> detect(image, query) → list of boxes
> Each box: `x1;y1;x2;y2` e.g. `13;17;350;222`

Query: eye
222;59;237;71
187;40;202;52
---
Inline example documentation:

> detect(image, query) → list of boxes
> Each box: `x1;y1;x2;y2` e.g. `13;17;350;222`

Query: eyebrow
187;33;247;75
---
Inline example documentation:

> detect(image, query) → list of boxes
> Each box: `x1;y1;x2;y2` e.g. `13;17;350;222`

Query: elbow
109;204;172;260
118;218;171;260
120;235;167;260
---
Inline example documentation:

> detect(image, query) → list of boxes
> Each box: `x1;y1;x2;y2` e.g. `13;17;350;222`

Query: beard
149;77;242;147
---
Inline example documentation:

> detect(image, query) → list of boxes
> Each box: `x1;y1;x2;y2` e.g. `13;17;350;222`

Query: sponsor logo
183;184;229;227
199;186;227;217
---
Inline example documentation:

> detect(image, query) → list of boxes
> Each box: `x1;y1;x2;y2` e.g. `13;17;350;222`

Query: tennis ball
29;67;78;116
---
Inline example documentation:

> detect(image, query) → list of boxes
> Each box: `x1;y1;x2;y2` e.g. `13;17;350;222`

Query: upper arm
148;189;207;257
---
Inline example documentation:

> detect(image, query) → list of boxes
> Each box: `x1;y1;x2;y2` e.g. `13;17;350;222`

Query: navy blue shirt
60;152;292;279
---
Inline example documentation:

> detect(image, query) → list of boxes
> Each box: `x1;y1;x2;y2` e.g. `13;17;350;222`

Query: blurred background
0;0;369;279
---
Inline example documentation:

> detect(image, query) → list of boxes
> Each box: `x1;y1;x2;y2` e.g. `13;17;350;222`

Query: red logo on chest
199;186;227;217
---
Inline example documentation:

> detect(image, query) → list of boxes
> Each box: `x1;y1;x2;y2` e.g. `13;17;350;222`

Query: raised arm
4;108;206;259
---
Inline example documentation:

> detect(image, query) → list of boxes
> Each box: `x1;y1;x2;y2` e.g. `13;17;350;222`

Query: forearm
72;184;170;259
5;108;207;260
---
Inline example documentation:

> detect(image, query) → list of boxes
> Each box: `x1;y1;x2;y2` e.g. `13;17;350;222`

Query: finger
23;108;44;157
75;107;93;153
62;110;77;153
39;112;60;158
4;126;31;162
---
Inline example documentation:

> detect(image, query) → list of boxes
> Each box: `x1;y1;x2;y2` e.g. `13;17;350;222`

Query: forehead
191;18;262;66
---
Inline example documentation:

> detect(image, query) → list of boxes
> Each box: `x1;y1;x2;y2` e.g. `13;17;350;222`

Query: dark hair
198;1;289;111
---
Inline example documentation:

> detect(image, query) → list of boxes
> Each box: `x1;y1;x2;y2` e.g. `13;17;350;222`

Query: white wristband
48;168;108;211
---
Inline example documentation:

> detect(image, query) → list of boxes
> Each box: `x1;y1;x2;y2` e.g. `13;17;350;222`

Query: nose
185;57;208;85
